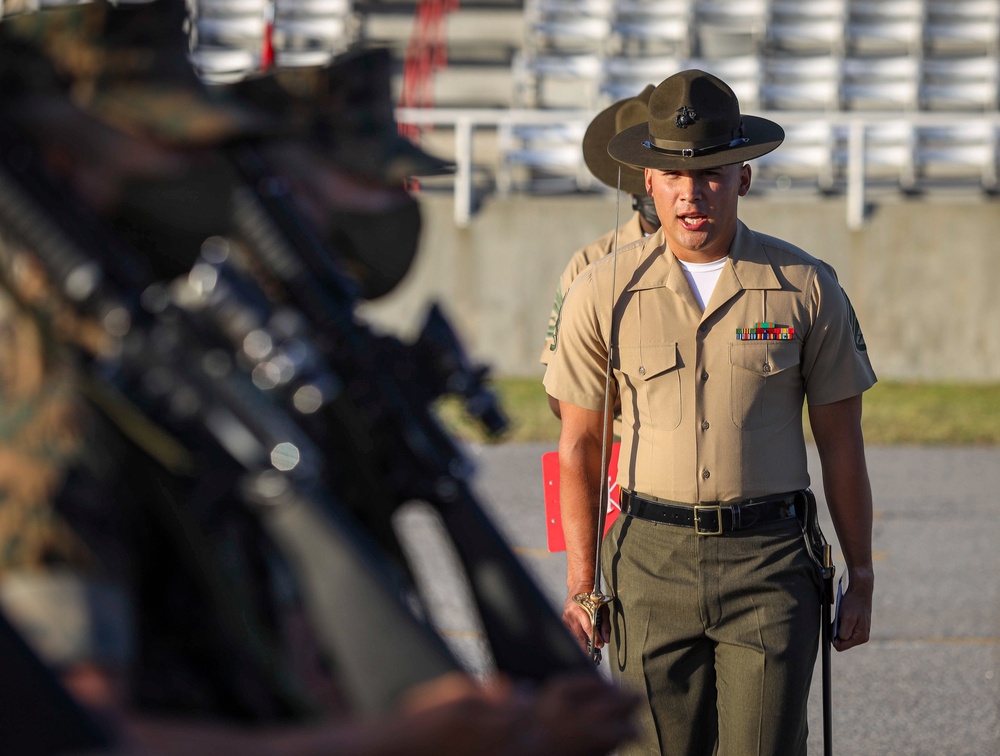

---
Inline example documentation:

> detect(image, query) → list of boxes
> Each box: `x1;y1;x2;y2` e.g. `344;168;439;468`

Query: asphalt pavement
395;441;1000;756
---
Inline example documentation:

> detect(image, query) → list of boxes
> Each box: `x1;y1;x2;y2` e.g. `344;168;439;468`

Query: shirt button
701;420;710;430
699;324;707;333
701;371;709;381
702;470;711;479
638;366;646;376
762;363;771;374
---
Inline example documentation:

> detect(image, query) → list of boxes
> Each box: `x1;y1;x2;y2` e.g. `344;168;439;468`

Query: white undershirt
678;256;729;311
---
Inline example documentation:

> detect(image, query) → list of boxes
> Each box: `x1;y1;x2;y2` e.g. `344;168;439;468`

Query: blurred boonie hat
236;46;454;186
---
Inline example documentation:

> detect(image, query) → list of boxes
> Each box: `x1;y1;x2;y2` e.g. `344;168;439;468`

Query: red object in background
542;443;621;553
398;0;459;191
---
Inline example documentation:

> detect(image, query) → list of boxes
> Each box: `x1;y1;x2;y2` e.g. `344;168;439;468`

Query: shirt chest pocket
729;341;803;430
616;343;681;431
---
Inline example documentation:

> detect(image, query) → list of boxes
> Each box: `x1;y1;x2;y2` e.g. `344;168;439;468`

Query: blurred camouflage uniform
0;2;291;711
0;13;135;672
0;0;457;721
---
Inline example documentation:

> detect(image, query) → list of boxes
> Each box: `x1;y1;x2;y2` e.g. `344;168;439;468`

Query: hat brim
607;114;785;171
582;95;650;195
319;132;455;185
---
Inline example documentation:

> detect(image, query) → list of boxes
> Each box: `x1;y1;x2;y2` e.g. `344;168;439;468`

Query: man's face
644;162;751;262
262;140;422;300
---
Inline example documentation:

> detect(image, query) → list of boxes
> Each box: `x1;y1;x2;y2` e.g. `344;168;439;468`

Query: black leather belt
619;489;802;536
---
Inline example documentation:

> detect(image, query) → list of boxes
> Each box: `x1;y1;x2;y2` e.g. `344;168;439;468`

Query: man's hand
562;586;611;653
833;568;874;652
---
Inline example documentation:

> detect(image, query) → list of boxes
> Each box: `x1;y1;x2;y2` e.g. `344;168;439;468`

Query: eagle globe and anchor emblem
675;105;698;128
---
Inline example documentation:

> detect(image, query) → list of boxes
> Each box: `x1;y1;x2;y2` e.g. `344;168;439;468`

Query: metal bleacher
189;0;357;82
184;1;1000;228
489;0;1000;228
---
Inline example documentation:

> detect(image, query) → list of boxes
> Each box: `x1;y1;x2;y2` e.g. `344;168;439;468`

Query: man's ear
644;167;653;196
738;163;752;197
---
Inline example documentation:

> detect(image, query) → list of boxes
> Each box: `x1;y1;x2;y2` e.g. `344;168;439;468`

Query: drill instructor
544;70;876;755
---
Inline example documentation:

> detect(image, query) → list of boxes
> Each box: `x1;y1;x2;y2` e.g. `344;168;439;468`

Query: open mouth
679;214;708;231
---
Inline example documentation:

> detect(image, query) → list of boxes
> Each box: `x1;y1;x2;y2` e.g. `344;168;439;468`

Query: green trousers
602;513;821;756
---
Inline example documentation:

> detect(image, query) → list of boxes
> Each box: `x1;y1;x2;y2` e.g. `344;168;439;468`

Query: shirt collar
626;221;782;294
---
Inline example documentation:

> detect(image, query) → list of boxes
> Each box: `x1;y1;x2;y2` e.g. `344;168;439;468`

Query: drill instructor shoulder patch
547;285;564;352
843;289;867;353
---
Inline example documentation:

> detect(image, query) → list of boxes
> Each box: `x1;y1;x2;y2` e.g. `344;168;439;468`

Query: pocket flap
617;343;679;381
730;341;801;377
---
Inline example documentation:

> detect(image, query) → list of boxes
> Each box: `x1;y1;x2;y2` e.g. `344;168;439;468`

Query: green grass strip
436;379;1000;446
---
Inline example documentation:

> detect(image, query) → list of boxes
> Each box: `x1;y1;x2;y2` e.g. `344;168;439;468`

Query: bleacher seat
188;0;269;84
611;0;695;58
512;50;603;109
600;55;683;102
846;0;926;55
925;0;1000;54
525;0;614;55
921;55;1000;111
753;120;841;191
841;55;921;110
272;0;354;68
914;122;1000;190
850;121;918;190
766;0;848;55
519;0;612;107
496;121;592;195
684;55;763;109
695;0;770;58
190;47;260;85
762;55;841;111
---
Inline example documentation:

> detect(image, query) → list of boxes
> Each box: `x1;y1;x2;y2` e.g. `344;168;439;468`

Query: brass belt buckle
693;504;723;536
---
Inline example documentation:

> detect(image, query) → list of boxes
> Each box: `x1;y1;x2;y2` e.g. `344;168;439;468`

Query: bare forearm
809;395;875;650
809;397;874;587
819;442;874;589
559;431;603;593
555;401;613;648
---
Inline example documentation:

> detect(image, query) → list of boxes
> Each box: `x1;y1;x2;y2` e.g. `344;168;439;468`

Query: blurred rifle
0;121;592;732
227;142;592;682
0;122;463;722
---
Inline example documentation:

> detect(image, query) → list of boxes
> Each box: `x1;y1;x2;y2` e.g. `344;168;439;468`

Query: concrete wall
359;192;1000;383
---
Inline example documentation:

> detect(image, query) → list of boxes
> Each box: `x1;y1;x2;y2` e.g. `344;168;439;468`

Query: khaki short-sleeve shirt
543;221;876;503
540;212;646;365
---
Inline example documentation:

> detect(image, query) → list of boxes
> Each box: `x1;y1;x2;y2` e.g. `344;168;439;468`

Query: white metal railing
396;108;1000;229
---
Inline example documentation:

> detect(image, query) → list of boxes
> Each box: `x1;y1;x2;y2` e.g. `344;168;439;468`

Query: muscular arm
808;394;874;652
557;401;612;650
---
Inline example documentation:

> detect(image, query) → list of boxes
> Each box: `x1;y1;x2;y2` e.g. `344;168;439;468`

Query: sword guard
573;591;612;665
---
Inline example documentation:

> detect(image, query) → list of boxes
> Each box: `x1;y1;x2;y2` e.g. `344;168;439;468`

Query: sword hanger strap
591;166;622;594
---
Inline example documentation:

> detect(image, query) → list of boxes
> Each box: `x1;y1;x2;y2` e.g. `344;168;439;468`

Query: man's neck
638;214;659;235
669;243;732;265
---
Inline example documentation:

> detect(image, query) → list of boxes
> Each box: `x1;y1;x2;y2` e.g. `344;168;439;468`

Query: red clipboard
541;442;621;553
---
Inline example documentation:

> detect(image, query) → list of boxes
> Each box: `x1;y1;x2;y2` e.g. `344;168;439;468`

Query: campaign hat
607;69;784;171
581;85;654;195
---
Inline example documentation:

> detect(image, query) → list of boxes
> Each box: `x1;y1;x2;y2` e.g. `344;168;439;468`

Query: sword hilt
573;590;613;665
